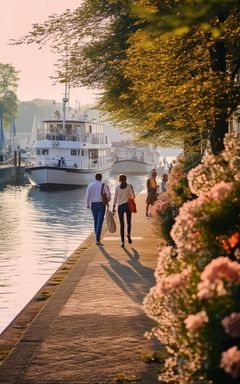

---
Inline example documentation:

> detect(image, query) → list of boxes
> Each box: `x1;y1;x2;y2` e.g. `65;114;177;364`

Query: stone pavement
0;192;161;384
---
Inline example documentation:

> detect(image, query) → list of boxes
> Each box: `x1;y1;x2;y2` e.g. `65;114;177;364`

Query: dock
0;165;25;186
0;192;161;384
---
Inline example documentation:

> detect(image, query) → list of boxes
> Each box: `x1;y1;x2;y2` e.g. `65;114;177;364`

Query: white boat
25;99;113;189
111;144;161;174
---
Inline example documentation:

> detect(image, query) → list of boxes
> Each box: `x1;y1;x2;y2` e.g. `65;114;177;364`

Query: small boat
111;144;161;174
25;93;113;189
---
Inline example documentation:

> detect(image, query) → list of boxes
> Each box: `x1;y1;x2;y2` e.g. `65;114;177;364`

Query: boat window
71;150;77;156
46;134;55;140
89;149;98;159
42;149;49;155
37;149;41;155
56;134;65;141
89;125;92;134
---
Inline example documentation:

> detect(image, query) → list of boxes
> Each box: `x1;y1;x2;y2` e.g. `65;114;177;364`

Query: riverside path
0;192;161;384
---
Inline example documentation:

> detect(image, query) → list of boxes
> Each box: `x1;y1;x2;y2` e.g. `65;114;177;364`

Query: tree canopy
15;0;240;153
0;63;19;125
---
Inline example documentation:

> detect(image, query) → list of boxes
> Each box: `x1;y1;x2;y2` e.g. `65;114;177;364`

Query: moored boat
25;101;113;189
111;144;161;174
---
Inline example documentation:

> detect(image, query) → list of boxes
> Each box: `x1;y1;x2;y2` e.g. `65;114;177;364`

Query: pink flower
197;279;227;300
184;310;209;332
196;257;240;300
200;257;240;284
207;181;233;202
155;267;192;295
220;346;240;378
222;313;240;338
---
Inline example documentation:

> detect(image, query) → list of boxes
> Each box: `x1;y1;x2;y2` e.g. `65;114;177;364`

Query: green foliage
13;0;240;152
151;153;201;245
0;63;18;125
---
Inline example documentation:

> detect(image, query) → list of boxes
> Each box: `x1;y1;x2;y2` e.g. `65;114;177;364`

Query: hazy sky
1;0;98;105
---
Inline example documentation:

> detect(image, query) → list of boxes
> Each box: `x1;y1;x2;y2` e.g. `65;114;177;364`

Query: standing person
146;169;158;217
161;173;168;192
86;173;111;246
112;174;135;248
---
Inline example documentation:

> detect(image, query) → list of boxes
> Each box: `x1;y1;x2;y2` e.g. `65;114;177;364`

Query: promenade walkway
0;192;161;384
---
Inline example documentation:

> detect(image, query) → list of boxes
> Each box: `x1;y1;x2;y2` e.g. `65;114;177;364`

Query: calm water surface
0;175;147;333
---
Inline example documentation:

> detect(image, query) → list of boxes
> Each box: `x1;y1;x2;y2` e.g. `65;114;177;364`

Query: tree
132;0;240;154
0;63;19;125
15;0;240;153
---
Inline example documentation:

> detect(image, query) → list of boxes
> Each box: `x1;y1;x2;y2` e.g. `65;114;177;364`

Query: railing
25;157;113;170
38;132;108;145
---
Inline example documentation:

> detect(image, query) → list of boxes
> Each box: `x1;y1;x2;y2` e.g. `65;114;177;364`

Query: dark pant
118;203;132;243
91;202;106;242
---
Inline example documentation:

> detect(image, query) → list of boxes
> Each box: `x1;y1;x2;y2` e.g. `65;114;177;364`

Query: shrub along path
0;192;161;384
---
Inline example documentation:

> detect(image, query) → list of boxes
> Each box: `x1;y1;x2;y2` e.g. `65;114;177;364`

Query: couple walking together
86;173;135;247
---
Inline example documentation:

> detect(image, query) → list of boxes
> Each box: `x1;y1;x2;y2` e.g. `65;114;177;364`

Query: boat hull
111;160;156;174
25;166;112;189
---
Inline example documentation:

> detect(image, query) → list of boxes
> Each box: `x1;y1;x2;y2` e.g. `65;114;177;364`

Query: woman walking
113;174;135;248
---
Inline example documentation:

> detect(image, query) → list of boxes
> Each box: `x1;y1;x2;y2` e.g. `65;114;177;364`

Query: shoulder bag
101;183;109;206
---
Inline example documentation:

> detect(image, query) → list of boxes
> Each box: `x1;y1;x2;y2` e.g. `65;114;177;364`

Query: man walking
86;173;111;246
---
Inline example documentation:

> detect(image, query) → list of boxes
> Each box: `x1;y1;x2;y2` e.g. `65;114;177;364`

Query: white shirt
113;184;135;207
161;180;167;192
86;180;111;207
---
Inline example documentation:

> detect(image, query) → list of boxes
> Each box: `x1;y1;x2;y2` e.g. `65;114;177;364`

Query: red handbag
128;198;137;213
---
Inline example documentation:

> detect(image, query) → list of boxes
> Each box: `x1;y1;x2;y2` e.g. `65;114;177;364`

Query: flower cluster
145;134;240;383
222;313;240;338
150;153;201;245
188;133;240;196
220;346;240;379
184;310;209;332
155;266;192;295
197;256;240;300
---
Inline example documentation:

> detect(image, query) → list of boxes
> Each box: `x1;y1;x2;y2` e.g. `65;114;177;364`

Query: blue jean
118;203;132;243
91;202;106;242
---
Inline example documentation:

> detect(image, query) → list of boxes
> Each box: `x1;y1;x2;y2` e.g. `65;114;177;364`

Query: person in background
168;159;176;173
161;173;168;193
86;173;111;246
146;169;158;217
112;174;135;248
168;162;173;173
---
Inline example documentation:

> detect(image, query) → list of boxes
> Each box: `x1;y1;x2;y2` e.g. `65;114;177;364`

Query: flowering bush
151;153;201;245
144;134;240;383
188;134;240;196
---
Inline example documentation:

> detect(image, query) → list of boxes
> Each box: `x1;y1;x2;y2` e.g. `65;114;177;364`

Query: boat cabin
27;118;113;170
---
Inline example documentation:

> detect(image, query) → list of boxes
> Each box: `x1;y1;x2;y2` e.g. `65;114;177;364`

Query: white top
86;180;111;207
113;184;135;207
161;180;167;192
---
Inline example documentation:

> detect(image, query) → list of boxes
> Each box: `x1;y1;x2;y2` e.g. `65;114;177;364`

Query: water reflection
0;175;147;333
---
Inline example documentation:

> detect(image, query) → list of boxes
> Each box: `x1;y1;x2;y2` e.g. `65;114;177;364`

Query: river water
0;175;148;333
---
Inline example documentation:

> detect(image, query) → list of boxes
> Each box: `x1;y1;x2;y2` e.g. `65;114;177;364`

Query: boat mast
62;45;69;130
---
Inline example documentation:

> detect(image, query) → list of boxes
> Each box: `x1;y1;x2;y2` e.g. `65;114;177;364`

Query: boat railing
25;157;113;170
40;132;108;145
